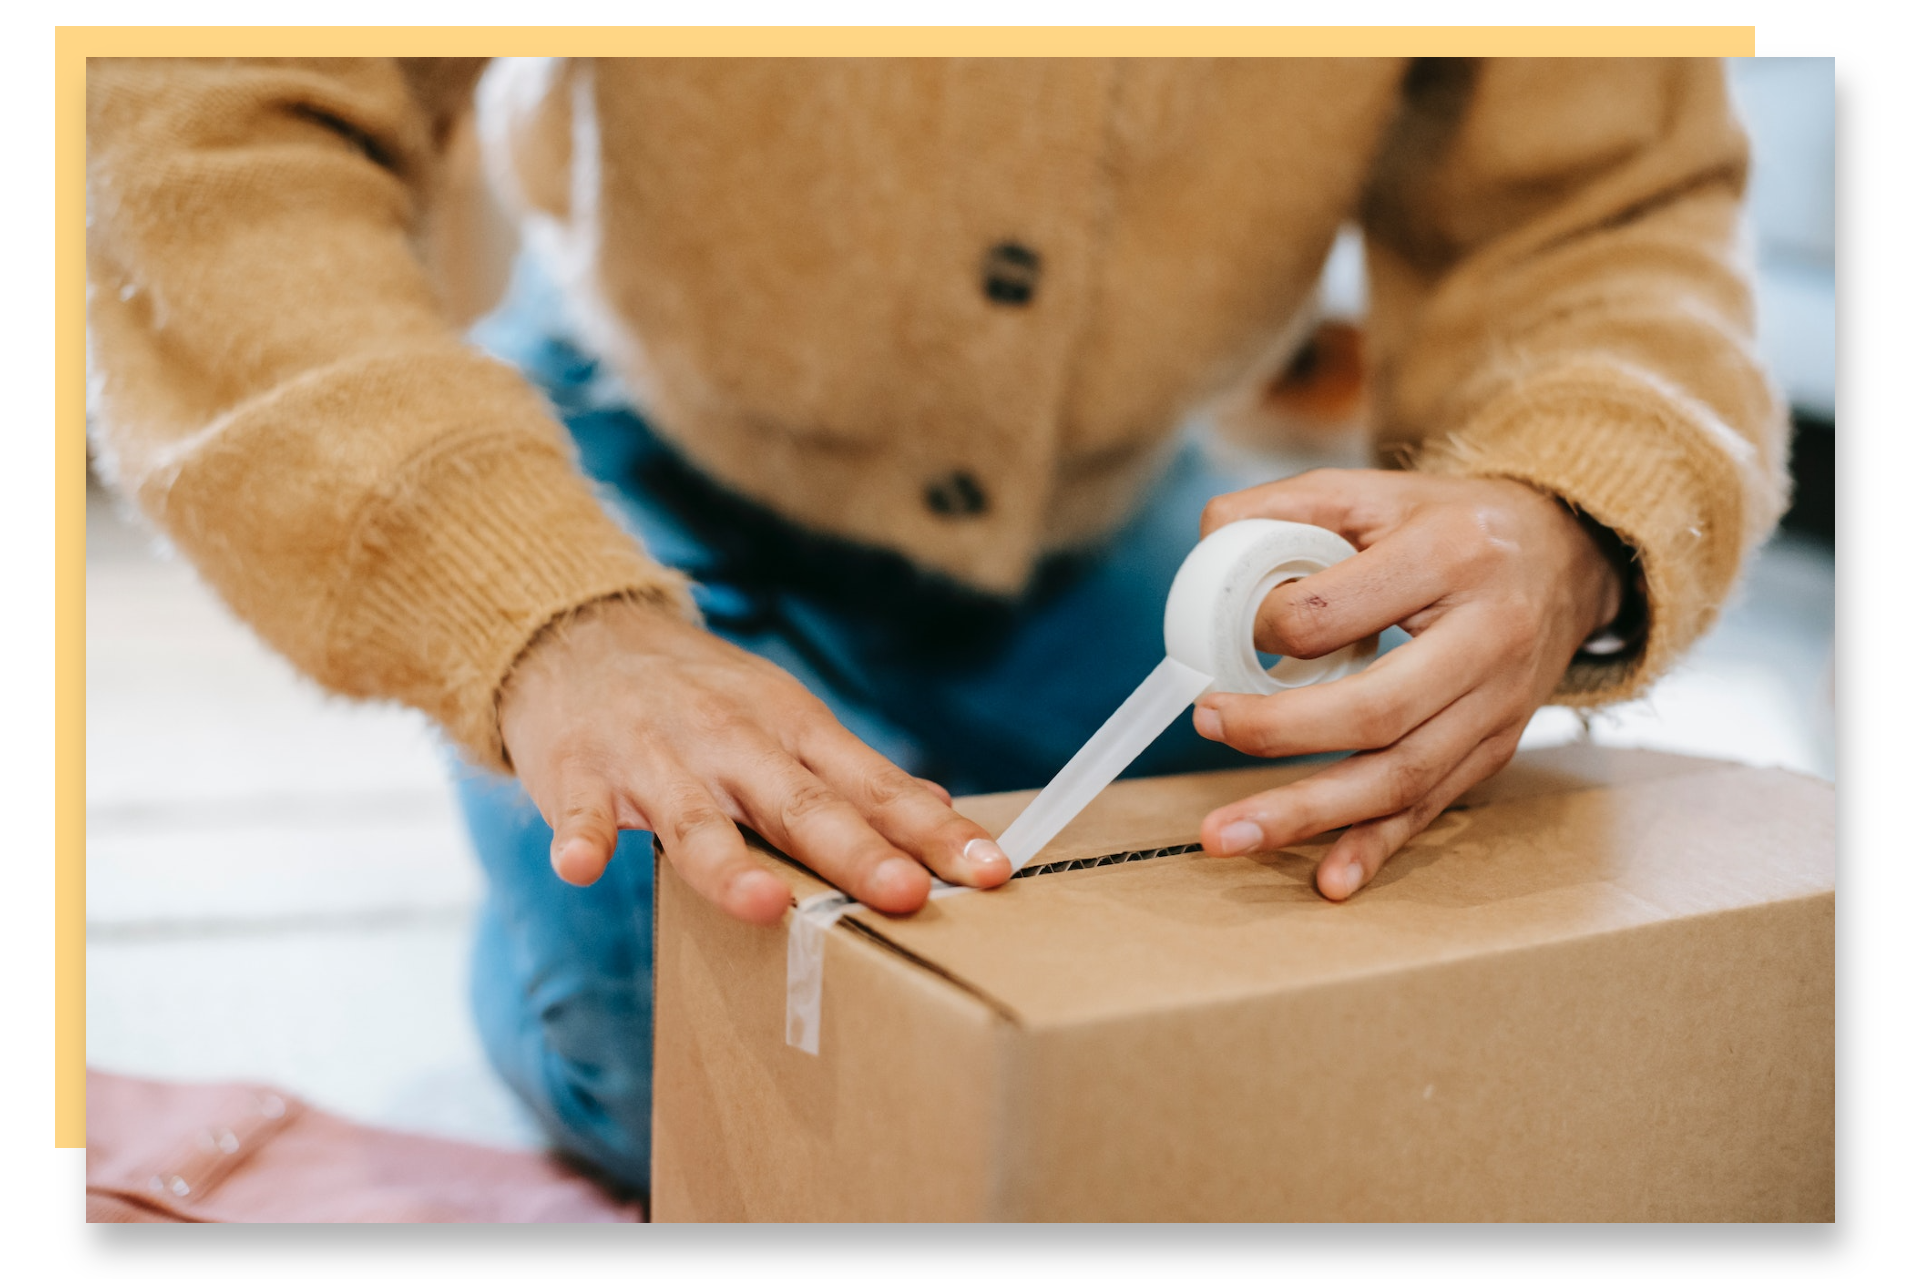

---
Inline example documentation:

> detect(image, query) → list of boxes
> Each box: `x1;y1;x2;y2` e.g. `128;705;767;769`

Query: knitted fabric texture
85;57;1787;765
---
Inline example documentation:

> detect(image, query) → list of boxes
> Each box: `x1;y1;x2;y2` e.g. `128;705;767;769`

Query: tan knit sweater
85;57;1787;768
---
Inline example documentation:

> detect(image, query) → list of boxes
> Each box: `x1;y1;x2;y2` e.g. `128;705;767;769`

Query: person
85;56;1787;1191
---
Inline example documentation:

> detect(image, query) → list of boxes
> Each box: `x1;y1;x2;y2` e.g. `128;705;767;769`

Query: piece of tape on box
785;890;856;1053
786;880;972;1055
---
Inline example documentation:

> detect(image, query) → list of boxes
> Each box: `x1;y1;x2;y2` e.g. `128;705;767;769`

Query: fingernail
1220;820;1264;855
1194;706;1224;740
1342;859;1366;896
962;838;1008;869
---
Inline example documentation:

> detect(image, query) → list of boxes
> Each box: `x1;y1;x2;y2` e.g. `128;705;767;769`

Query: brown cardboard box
651;744;1834;1222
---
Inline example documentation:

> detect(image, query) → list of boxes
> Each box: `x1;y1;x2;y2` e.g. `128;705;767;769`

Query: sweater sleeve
1359;57;1790;706
86;58;696;768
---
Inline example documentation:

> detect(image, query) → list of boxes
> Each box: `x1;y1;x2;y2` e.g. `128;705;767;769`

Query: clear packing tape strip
784;519;1376;1054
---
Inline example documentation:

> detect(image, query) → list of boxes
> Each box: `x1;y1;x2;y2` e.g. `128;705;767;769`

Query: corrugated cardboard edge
749;745;1780;1051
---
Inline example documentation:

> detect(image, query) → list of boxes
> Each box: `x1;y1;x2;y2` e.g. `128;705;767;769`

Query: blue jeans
454;260;1265;1192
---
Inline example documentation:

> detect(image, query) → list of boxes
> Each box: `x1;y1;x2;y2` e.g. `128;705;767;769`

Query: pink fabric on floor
84;1068;644;1223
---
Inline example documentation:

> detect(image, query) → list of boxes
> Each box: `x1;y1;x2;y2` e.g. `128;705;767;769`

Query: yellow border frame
60;27;1755;57
54;23;1756;1149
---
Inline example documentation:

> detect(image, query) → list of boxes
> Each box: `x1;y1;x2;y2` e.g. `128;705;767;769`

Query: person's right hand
497;596;1012;925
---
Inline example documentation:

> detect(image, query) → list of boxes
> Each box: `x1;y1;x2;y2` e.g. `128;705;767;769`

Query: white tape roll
1163;518;1376;696
788;518;1378;1055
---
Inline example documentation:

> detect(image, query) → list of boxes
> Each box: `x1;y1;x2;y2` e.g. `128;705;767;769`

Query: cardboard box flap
745;742;1731;901
820;746;1833;1028
951;742;1740;867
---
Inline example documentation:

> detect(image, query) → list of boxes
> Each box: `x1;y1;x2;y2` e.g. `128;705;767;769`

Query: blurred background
85;57;1835;1150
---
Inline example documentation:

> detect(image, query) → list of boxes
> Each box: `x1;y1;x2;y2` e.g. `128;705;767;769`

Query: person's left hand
1191;469;1627;901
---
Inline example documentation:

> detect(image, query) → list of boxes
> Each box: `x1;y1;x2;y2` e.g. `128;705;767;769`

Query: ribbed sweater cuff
1414;364;1761;707
331;436;698;769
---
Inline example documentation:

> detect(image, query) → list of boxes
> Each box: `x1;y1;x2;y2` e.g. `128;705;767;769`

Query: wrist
1557;500;1646;659
497;592;699;761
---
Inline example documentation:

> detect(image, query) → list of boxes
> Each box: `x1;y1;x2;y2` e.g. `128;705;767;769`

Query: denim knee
470;897;656;1193
453;761;660;1192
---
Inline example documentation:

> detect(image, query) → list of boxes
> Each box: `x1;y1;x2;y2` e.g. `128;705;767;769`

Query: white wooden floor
83;480;1835;1151
85;484;542;1149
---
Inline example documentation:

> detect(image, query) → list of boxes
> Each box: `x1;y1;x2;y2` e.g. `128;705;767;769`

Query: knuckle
685;695;747;740
1222;708;1285;758
659;780;725;842
559;796;611;826
549;734;607;775
1482;597;1538;657
1435;506;1502;575
1472;507;1526;565
668;804;727;845
787;698;871;758
660;776;709;809
1350;689;1405;749
785;685;837;723
1287;791;1332;837
1400;795;1443;834
1239;732;1286;761
1454;543;1495;580
779;780;844;830
855;766;917;812
1382;755;1432;813
1265;594;1329;657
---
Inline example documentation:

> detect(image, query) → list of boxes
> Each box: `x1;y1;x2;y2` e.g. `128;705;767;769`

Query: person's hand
497;598;1012;925
1191;469;1626;901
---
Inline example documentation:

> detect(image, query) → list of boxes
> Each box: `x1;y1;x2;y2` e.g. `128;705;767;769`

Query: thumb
1192;691;1295;759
